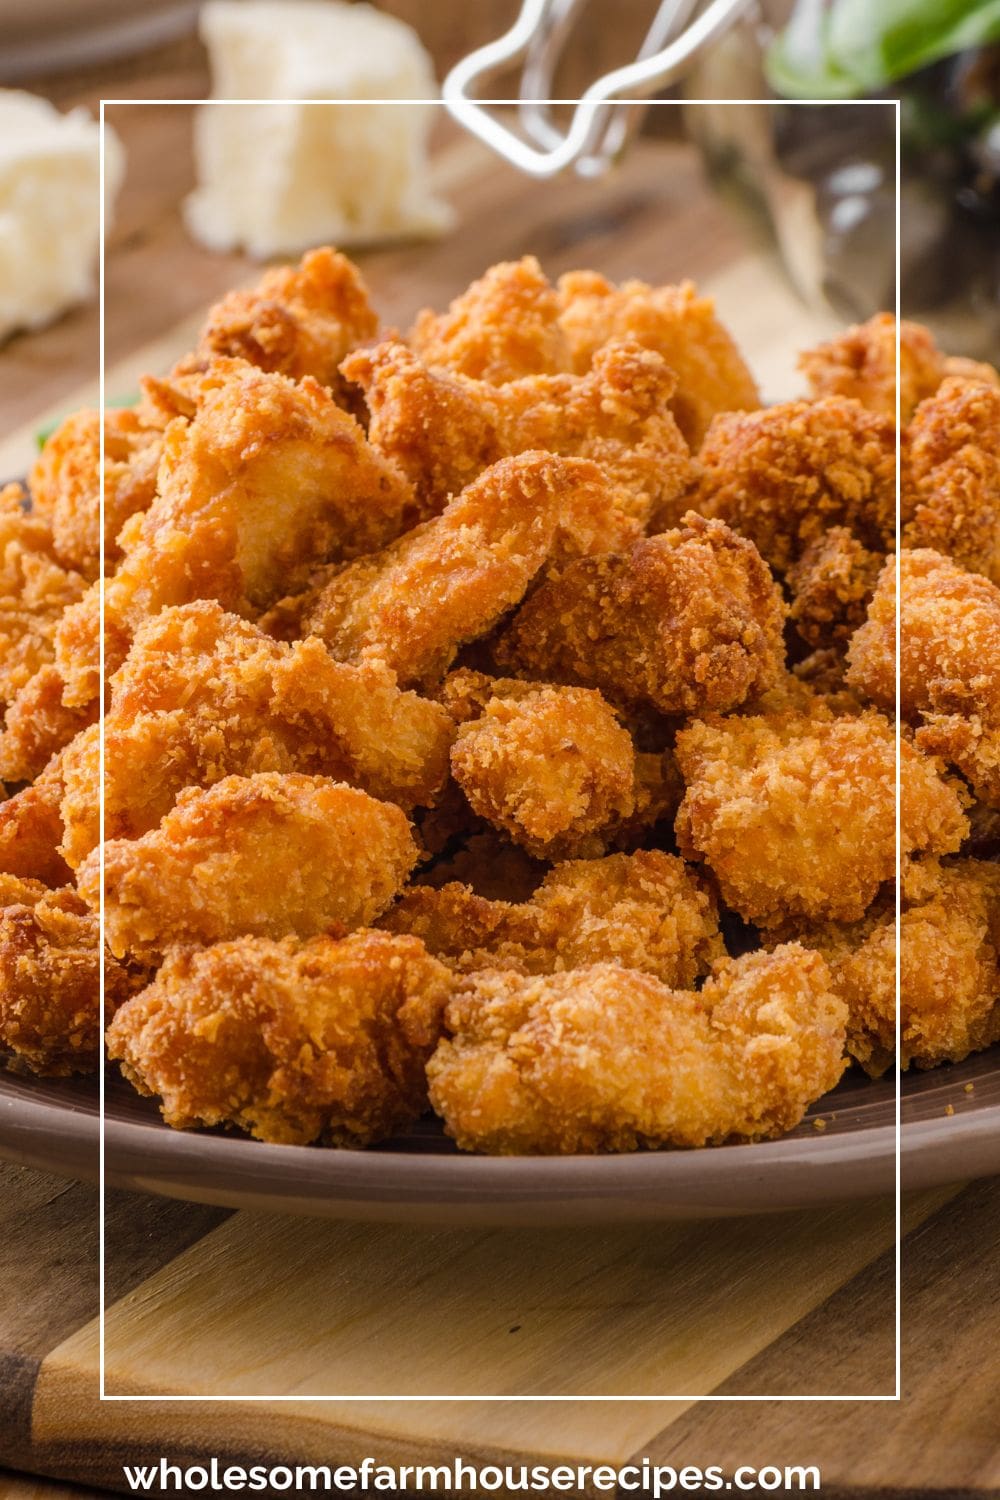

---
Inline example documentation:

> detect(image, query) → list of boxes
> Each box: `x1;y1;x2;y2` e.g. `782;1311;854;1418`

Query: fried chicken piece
342;335;692;526
0;665;97;784
104;359;415;655
0;878;142;1075
61;602;453;865
385;848;723;988
902;377;1000;583
786;525;884;649
52;583;107;709
555;272;760;449
695;397;896;575
900;858;1000;1069
0;485;87;708
83;772;419;962
0;753;72;886
106;930;453;1145
426;945;846;1154
849;550;1000;805
409;255;572;383
799;313;943;422
289;453;620;690
675;709;966;926
495;513;787;716
449;684;636;859
180;247;377;402
28;406;162;576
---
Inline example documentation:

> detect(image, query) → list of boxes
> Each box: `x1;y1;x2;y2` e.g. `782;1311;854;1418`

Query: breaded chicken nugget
385;849;723;988
104;359;415;649
786;525;884;649
62;602;453;865
849;550;1000;805
410;255;571;383
675;710;966;926
555;272;760;448
342;336;692;527
0;753;72;886
903;377;1000;583
0;485;86;708
0;876;142;1075
450;684;636;859
291;453;616;690
695;397;896;575
29;406;162;576
0;664;96;784
82;772;419;961
106;930;453;1144
427;946;846;1154
181;247;377;401
799;313;944;422
495;513;786;716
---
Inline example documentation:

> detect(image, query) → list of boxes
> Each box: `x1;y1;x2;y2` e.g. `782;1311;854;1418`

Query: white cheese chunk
0;91;124;344
185;0;454;257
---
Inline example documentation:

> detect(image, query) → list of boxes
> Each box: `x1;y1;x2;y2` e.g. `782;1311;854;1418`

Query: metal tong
442;0;755;178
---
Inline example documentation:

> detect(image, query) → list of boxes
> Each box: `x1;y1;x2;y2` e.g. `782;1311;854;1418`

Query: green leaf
767;0;1000;98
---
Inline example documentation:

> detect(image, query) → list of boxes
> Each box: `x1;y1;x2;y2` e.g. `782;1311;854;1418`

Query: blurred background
1;0;996;472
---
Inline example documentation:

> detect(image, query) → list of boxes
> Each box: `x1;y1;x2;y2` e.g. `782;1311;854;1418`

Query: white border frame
97;93;905;1404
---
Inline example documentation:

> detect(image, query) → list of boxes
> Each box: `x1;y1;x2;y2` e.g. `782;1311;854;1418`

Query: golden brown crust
106;930;453;1144
799;313;944;422
427;946;846;1154
787;526;884;649
0;665;96;784
902;377;1000;583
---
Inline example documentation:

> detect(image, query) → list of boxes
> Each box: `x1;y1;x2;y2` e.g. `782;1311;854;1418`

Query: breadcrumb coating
675;710;965;926
427;946;846;1154
450;684;636;859
0;664;96;784
82;772;419;961
850;550;1000;805
293;452;618;690
384;848;723;988
799;313;944;422
410;255;572;383
29;406;162;576
556;272;760;448
0;753;72;887
0;877;142;1075
106;930;453;1145
696;397;895;574
495;512;787;716
343;335;693;527
0;485;86;708
903;377;1000;583
62;602;453;865
786;525;884;649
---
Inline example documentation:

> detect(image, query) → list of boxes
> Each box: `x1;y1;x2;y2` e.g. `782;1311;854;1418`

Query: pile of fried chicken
1;248;997;1155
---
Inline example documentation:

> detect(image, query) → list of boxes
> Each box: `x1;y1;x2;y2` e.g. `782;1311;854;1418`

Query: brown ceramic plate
1;1053;997;1224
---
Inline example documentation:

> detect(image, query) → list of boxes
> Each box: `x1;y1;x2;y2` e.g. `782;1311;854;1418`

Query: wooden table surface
1;55;998;1500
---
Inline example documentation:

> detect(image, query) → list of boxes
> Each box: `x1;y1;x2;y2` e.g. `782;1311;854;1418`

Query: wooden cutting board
2;1161;1000;1496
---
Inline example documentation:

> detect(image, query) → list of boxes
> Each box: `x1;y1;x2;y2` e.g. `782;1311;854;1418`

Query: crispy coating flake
385;848;723;988
62;602;453;866
850;550;1000;805
0;753;72;886
556;272;760;449
0;485;87;708
903;377;1000;583
410;255;572;383
105;359;415;652
29;406;162;576
786;525;884;650
343;336;693;526
450;684;636;859
0;878;141;1075
696;398;895;574
0;665;96;784
495;512;786;716
675;710;965;926
82;772;419;961
106;930;453;1144
290;452;619;690
427;946;846;1154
